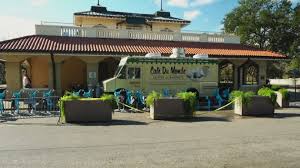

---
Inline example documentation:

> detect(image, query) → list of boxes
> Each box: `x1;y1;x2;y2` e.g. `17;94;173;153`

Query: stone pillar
5;61;21;92
86;63;99;87
233;63;240;90
258;61;267;86
55;62;62;96
48;62;54;89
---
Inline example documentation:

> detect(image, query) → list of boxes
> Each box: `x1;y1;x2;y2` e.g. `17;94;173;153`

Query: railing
0;96;60;121
35;24;240;44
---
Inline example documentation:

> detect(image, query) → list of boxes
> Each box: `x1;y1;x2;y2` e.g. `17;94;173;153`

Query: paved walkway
0;109;300;168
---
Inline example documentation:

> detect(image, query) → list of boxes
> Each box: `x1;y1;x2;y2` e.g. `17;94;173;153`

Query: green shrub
271;85;282;91
100;94;117;107
230;91;255;106
176;92;197;112
59;93;116;123
258;87;277;105
278;88;289;100
146;91;162;107
58;93;80;123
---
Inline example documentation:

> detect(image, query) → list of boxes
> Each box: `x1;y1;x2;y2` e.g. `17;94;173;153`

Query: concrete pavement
0;109;300;168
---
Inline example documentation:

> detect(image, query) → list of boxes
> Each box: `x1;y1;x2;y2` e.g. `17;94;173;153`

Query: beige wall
5;62;21;92
74;16;121;29
74;16;183;32
151;22;182;32
61;57;87;92
30;57;49;88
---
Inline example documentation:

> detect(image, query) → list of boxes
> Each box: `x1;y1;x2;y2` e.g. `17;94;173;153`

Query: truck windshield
115;65;126;79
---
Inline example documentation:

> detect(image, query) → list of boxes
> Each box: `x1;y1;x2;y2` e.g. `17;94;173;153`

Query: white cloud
216;24;224;32
0;16;36;40
30;0;48;7
167;0;189;8
184;10;201;20
190;0;216;7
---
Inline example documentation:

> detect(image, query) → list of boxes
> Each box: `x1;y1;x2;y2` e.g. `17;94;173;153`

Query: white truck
103;49;219;96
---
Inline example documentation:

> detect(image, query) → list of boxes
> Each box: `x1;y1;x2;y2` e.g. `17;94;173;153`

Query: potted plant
275;88;290;108
231;90;275;116
176;92;197;117
146;91;196;120
59;93;115;123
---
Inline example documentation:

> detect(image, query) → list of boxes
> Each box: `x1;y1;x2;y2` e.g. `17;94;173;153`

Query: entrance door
219;61;234;91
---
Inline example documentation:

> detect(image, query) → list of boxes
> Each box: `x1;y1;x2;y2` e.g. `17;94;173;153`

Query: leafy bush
278;88;289;100
146;91;162;107
59;93;116;123
258;87;277;105
271;85;282;91
176;92;197;112
100;94;116;107
230;91;255;106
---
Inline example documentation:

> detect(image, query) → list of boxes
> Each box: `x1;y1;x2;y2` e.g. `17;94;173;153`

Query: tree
223;0;300;78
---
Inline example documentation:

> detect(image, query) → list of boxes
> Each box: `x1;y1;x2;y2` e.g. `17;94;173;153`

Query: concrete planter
150;98;192;120
275;92;289;108
234;96;275;116
64;100;112;123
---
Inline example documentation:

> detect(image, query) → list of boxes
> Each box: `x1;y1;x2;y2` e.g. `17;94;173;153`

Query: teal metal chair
83;89;93;98
43;90;55;111
12;91;22;114
0;91;6;114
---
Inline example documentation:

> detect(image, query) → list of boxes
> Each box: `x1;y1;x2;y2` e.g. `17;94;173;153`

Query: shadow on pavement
274;113;300;119
159;116;231;123
71;120;148;126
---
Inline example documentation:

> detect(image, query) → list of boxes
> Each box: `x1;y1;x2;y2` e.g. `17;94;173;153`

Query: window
243;61;259;85
219;61;234;84
115;66;126;79
126;25;143;30
160;28;173;32
93;24;107;28
127;67;141;79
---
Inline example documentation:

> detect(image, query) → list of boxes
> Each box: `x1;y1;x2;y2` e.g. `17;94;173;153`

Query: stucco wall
30;57;49;88
74;16;120;29
61;57;87;92
151;22;182;32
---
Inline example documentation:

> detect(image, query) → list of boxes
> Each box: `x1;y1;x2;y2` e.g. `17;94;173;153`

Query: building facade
0;4;286;95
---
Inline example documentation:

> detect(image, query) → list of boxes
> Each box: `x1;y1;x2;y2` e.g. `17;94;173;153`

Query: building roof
0;35;286;59
74;6;191;25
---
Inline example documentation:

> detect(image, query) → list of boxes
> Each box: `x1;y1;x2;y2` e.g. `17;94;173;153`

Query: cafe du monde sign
150;65;210;81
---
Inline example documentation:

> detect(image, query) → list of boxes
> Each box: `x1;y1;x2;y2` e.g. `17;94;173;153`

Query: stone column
55;62;62;96
233;62;240;90
5;61;21;92
258;61;267;86
48;62;54;89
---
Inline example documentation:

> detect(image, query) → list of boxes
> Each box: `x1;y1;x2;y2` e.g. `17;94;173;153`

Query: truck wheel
186;88;200;99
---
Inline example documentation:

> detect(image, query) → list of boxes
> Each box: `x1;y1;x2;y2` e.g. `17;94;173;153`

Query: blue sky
0;0;299;40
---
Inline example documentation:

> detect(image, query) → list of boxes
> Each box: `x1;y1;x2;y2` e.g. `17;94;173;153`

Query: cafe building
0;3;286;95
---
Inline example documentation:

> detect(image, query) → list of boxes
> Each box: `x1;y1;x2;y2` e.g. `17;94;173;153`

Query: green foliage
224;0;296;52
288;57;300;72
145;91;161;107
176;92;197;112
271;85;282;91
58;93;80;123
258;87;277;105
100;94;116;107
230;91;255;106
58;93;116;123
279;88;289;100
223;0;300;78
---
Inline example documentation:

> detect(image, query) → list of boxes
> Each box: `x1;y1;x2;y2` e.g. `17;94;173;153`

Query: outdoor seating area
0;89;60;120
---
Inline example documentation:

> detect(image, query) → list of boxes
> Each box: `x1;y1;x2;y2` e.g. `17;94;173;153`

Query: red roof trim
0;35;286;58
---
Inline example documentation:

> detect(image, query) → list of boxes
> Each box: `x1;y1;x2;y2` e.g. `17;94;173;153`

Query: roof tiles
0;35;286;59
